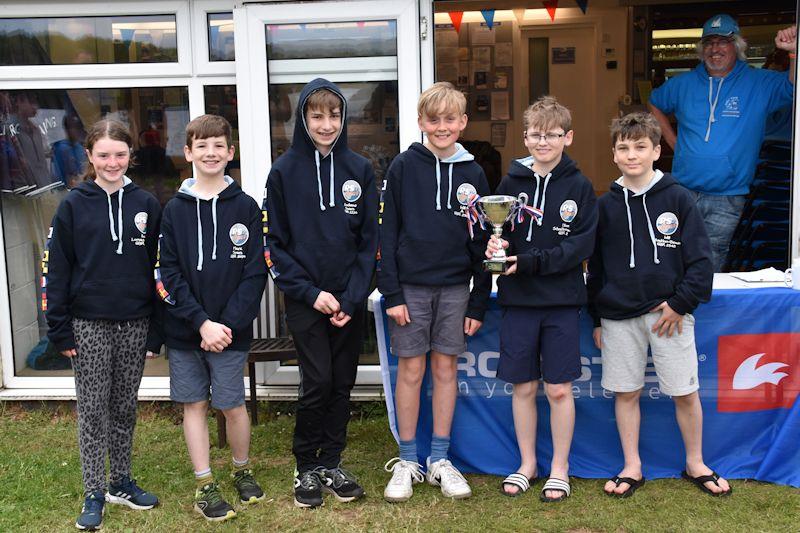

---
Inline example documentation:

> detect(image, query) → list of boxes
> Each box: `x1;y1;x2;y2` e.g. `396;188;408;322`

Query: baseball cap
702;14;740;38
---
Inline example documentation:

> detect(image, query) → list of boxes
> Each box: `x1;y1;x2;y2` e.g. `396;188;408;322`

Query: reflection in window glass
269;81;399;365
208;13;235;61
1;86;190;377
0;15;178;66
266;20;397;60
203;85;240;182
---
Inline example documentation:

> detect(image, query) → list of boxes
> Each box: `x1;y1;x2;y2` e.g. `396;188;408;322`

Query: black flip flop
501;473;536;497
681;470;732;497
604;476;645;498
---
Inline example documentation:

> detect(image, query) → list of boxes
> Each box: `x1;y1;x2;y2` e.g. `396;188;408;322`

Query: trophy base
483;259;509;273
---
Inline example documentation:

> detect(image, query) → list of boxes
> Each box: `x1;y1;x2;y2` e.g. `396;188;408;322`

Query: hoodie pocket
397;238;470;280
596;275;675;315
672;154;735;194
72;276;153;317
303;239;357;291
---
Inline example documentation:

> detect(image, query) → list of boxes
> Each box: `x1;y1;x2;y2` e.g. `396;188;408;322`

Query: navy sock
399;438;417;463
430;434;450;463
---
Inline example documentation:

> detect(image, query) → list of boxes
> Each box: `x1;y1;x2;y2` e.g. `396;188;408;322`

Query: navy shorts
497;306;581;384
168;348;247;410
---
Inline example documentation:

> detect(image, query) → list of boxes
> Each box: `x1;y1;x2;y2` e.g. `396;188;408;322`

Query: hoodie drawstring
446;163;454;210
106;192;117;243
211;196;219;261
623;188;660;268
105;189;124;255
641;193;661;265
705;76;724;142
434;155;442;210
526;173;551;241
195;198;204;271
329;150;335;208
314;150;325;211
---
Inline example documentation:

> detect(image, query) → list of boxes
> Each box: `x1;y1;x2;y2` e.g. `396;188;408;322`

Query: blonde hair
610;112;662;147
523;95;572;133
417;82;467;117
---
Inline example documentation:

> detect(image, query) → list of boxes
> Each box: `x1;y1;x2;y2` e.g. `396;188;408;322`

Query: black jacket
158;177;267;351
496;153;597;308
586;171;713;325
44;178;161;351
378;142;492;320
263;78;379;317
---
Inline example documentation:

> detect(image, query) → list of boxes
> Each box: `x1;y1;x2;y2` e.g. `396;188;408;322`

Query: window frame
191;0;236;76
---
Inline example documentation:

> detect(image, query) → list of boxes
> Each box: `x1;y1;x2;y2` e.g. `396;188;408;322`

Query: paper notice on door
491;92;509;120
495;42;512;67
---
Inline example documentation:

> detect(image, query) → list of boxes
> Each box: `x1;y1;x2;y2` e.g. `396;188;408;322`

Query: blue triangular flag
576;0;588;14
481;9;496;29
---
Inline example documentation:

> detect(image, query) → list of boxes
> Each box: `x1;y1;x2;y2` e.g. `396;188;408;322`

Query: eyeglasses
702;37;734;49
524;132;566;143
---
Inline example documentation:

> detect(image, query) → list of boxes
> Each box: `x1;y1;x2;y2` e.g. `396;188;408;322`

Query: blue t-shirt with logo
650;60;793;196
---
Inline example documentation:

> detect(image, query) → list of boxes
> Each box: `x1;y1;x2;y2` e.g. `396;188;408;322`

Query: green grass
0;402;797;532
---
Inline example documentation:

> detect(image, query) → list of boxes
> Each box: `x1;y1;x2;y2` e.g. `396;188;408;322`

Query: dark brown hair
304;89;343;115
610;112;662;147
83;119;134;181
185;114;233;148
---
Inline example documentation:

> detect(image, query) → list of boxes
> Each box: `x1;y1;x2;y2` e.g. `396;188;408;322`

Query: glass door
235;0;422;386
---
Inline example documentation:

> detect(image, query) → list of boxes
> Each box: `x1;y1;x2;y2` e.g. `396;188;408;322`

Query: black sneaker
293;468;324;508
321;465;366;502
194;481;236;522
232;468;265;504
75;491;104;530
106;476;159;510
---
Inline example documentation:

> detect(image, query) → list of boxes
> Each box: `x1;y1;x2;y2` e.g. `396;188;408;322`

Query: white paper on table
727;267;787;283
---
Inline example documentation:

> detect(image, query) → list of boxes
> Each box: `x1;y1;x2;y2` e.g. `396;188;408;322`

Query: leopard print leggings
72;317;148;493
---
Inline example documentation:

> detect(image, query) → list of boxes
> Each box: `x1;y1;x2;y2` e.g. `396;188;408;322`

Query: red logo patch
717;333;800;412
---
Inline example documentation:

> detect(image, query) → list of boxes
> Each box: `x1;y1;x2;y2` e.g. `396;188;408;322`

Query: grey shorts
168;348;247;410
388;284;470;357
600;313;699;397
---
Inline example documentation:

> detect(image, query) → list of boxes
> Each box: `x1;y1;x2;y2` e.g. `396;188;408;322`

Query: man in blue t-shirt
649;14;796;271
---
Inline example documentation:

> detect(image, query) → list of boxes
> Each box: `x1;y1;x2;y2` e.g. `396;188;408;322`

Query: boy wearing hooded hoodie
158;115;268;521
263;79;378;508
380;82;491;503
587;113;729;498
486;96;597;502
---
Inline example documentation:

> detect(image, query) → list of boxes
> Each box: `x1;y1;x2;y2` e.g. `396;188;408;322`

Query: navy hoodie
586;171;713;325
158;177;267;351
44;177;161;351
264;78;378;317
495;153;597;308
378;142;491;320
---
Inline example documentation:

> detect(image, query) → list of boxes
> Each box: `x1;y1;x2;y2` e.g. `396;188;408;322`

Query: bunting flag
576;0;588;14
448;11;464;33
480;9;496;29
543;0;559;21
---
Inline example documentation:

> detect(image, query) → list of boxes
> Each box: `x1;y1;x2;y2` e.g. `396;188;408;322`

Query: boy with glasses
486;96;597;502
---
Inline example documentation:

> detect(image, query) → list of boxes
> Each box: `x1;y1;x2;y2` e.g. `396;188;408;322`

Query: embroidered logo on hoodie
722;96;740;118
560;200;577;223
456;183;477;206
656;212;679;235
230;223;249;259
343;180;361;214
131;212;148;246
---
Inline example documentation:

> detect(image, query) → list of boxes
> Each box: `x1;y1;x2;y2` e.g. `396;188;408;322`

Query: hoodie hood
407;142;475;211
291;78;348;211
507;153;579;241
74;176;135;255
694;59;747;142
610;170;676;268
174;176;240;270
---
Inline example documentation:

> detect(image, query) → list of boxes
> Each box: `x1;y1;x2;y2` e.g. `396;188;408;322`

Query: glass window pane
208;13;235;61
268;81;399;365
266;20;397;60
1;86;190;377
0;15;178;66
203;85;240;182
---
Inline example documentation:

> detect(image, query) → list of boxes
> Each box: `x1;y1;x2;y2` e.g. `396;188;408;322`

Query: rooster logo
732;353;789;390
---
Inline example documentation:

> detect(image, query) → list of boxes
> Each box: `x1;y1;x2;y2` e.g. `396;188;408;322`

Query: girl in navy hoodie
44;120;161;530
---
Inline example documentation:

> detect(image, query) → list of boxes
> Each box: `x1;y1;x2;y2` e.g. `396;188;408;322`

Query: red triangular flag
543;0;559;21
449;11;464;33
576;0;588;14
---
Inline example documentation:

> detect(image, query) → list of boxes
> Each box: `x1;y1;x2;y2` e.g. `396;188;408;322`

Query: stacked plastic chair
724;140;792;272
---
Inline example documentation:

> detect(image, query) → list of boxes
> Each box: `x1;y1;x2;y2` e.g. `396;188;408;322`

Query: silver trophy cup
477;195;518;273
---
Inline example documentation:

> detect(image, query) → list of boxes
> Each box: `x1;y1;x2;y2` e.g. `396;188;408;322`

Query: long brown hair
82;119;134;181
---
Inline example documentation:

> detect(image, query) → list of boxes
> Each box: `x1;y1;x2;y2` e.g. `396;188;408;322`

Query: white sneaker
426;457;472;499
383;457;424;502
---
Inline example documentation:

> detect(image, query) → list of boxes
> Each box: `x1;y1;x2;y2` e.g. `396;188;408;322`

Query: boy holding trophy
486;96;597;501
264;79;379;508
379;82;491;502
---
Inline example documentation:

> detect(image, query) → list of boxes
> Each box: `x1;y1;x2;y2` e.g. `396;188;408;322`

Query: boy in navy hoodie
486;96;597;502
158;115;268;521
380;82;490;503
264;79;378;508
587;112;729;498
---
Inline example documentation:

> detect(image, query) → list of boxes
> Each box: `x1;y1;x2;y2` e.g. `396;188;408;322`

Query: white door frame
234;0;425;386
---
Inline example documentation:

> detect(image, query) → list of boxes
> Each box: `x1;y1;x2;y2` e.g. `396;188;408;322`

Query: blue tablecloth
371;286;800;487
